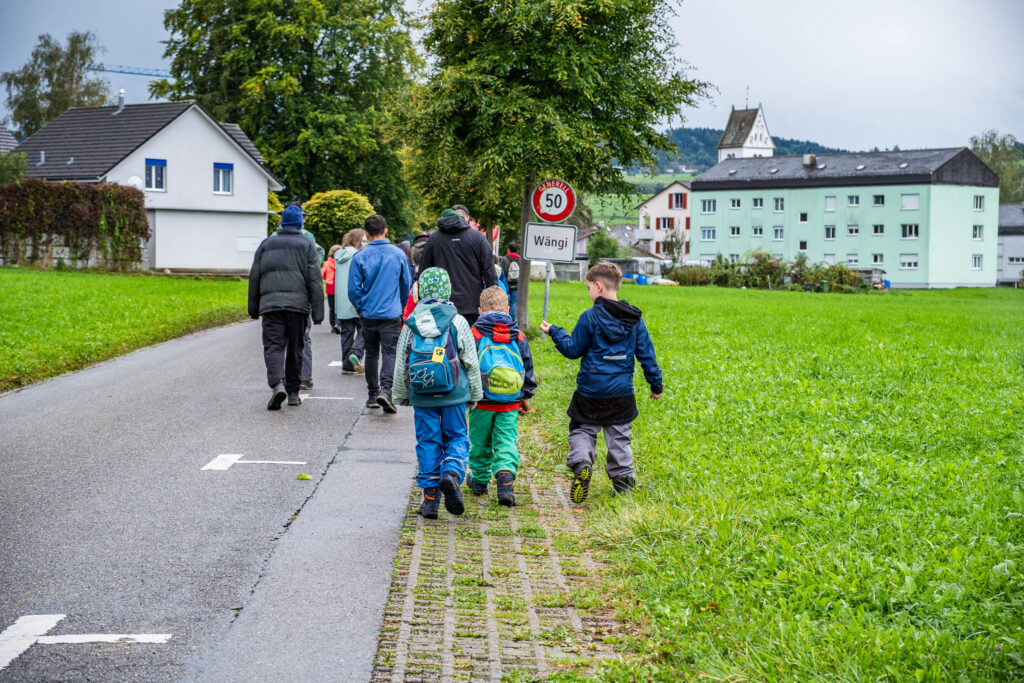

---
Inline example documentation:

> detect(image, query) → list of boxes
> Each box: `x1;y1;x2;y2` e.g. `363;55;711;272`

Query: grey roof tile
999;203;1024;234
0;127;18;154
717;108;759;149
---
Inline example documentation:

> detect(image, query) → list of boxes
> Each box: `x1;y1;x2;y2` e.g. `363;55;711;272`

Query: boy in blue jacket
540;261;662;503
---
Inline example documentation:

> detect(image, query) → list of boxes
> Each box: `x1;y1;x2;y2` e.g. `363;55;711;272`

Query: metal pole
542;261;552;321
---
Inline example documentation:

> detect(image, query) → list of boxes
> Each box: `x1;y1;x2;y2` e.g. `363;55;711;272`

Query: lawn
0;268;249;391
587;193;644;226
523;283;1024;680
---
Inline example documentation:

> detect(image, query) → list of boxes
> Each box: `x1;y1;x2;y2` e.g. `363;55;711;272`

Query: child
467;286;536;506
334;229;367;373
540;261;662;503
322;244;341;332
392;268;483;519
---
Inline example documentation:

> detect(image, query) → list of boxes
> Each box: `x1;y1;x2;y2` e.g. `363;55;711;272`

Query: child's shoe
439;472;465;515
495;471;516;507
467;478;488;496
418;487;440;519
611;475;636;494
349;354;364;373
569;463;591;504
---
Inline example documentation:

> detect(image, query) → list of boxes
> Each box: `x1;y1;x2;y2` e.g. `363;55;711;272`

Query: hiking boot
267;382;287;411
365;398;381;409
467;478;488;497
611;475;636;494
300;379;313;390
349;354;364;373
287;392;302;407
495;470;516;507
439;472;465;515
570;463;592;505
418;487;440;520
377;392;397;414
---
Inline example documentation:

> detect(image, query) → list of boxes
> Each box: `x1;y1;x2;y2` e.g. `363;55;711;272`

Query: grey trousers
301;314;313;382
567;422;634;479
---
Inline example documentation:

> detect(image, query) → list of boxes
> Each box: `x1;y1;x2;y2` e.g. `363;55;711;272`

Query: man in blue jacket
348;214;412;413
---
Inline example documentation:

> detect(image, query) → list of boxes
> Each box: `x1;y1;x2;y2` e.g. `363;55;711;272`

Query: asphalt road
0;319;416;681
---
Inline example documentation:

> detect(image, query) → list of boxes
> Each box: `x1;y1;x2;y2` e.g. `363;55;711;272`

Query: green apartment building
688;148;999;287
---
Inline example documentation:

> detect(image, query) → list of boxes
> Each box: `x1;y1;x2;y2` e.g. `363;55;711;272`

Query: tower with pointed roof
717;104;774;162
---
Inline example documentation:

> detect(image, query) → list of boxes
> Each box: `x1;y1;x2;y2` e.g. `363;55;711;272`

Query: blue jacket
348;239;412;320
548;297;662;398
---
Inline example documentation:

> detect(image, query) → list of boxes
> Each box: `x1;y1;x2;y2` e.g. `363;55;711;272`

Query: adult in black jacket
418;209;496;324
248;205;325;410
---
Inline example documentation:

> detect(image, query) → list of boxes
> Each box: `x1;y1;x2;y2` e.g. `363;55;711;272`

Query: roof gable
0;128;17;154
717;108;759;149
637;180;690;209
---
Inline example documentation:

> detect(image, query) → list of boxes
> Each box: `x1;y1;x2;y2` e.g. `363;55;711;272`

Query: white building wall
151;210;267;270
637;183;690;259
998;234;1024;284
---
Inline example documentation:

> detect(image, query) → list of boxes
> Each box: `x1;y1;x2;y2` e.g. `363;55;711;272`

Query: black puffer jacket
418;215;497;315
248;227;325;321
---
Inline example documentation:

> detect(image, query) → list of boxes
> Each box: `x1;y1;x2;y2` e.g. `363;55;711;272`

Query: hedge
0;178;150;270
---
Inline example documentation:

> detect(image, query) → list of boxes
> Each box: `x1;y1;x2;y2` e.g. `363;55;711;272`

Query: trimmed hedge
0;178;150;270
303;189;375;247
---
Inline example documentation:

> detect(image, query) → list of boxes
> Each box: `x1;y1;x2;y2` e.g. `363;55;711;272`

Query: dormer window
145;158;166;191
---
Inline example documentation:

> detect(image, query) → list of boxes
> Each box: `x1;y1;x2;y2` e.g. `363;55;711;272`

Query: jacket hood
436;214;470;233
413;233;430;244
275;226;303;235
592;297;642;342
406;298;458;339
335;245;358;264
474;311;521;341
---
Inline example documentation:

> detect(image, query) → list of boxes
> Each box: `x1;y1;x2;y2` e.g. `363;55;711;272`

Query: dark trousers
327;292;337;329
262;310;306;393
338;317;365;370
361;317;402;399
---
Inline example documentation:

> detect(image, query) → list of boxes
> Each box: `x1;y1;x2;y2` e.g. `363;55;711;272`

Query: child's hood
335;245;358;265
406;298;458;338
474;311;522;341
592;297;643;342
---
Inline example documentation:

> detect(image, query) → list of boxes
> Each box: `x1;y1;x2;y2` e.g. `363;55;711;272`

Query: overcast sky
1;0;1021;151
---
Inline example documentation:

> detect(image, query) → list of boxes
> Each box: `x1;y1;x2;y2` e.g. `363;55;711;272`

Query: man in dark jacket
248;205;325;410
418;207;496;325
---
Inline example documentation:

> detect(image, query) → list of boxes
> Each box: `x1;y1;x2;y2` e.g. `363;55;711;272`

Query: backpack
473;327;525;403
407;323;461;396
504;256;520;286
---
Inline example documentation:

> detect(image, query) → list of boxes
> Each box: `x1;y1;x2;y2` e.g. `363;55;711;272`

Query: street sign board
531;179;576;223
523;222;577;263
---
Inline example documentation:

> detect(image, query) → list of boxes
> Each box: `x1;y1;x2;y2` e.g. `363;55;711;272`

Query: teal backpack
407;324;461;396
472;327;525;402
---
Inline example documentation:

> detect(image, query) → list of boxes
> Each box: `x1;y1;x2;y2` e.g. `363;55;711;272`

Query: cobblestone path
371;446;622;682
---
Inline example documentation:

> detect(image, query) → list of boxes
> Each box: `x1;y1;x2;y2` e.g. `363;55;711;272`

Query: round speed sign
532;179;576;223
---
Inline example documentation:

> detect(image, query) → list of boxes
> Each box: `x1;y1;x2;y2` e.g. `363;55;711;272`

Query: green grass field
0;268;249;391
524;283;1024;680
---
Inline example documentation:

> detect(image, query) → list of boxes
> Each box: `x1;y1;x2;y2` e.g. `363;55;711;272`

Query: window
730;226;740;237
972;225;983;240
901;223;919;239
873;224;884;236
213;162;233;194
848;195;860;207
669;192;686;209
657;217;674;230
701;199;717;213
825;225;836;240
752;225;764;237
773;197;784;212
700;227;716;241
825;196;836;212
901;193;919;210
900;254;918;270
729;253;740;264
773;227;784;241
972;254;982;270
699;254;715;265
824;253;836;265
847;253;859;266
799;241;808;250
145;158;166;190
973;195;984;211
872;253;884;265
753;197;764;209
1008;256;1024;264
847;225;859;236
799;212;808;223
730;198;741;209
873;194;885;207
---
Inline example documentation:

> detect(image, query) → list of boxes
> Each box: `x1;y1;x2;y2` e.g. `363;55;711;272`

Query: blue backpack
472;327;525;403
407;324;461;396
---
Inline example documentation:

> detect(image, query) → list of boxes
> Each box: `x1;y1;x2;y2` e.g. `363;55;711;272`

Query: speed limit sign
531;179;576;223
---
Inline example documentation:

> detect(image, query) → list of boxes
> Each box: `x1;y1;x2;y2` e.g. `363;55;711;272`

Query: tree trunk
516;171;535;330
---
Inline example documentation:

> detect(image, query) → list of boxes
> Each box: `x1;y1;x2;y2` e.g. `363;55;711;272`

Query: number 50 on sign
532;179;576;224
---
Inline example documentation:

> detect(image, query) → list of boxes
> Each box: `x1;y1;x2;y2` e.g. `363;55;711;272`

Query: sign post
528;179;578;322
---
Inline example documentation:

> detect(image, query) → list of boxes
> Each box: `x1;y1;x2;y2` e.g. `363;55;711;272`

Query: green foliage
0;269;248;391
971;130;1024;204
267;190;283;235
152;0;419;235
586;229;628;265
649;127;850;173
527;283;1024;680
669;250;863;292
0;178;150;269
0;152;27;185
302;190;375;246
1;31;111;138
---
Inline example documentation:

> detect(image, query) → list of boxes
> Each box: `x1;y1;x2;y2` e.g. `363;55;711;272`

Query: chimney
113;89;125;115
37;151;45;166
803;152;816;168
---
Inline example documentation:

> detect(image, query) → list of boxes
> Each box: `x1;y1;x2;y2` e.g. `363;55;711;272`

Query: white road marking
328;361;343;367
202;454;306;471
301;396;353;400
0;615;171;671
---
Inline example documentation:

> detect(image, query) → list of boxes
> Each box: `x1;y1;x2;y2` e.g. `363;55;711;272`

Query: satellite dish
126;175;144;190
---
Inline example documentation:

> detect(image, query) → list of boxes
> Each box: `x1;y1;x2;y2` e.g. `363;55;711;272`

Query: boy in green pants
467;286;537;506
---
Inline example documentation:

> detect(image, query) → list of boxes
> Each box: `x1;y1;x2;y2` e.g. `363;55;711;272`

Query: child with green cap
392;267;483;519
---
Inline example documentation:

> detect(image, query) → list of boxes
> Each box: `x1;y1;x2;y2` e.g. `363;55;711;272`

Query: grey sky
1;0;1021;151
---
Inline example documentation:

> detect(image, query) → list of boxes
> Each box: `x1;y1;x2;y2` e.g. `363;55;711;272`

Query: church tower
717;104;775;162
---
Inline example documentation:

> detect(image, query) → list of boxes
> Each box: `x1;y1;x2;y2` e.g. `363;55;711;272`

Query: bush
0;152;27;185
666;265;711;286
0;178;149;270
302;190;375;246
587;228;628;265
666;249;867;293
267;191;283;234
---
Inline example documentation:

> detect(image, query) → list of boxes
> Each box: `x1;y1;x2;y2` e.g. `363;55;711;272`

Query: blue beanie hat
280;205;307;229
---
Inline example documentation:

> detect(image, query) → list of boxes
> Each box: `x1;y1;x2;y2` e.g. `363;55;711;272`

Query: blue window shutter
145;158;166;166
213;162;234;170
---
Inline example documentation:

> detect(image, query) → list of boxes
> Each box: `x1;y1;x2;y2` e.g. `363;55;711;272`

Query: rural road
0;319;416;681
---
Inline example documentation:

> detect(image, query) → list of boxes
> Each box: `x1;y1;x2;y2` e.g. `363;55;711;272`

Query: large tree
1;32;111;139
151;0;420;238
971;130;1024;204
406;0;707;328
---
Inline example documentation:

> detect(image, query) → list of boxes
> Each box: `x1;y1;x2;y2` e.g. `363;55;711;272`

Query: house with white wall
14;97;283;271
717;105;775;162
636;180;690;260
998;203;1024;285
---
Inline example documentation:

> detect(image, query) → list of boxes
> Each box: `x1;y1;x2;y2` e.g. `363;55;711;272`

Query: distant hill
648;126;850;173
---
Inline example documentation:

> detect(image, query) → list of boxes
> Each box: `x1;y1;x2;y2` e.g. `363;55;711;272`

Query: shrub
267;191;283;234
666;265;711;286
586;228;629;265
0;151;27;185
302;190;375;246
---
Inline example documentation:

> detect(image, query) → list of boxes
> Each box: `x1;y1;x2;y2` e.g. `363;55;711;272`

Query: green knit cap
418;267;451;300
